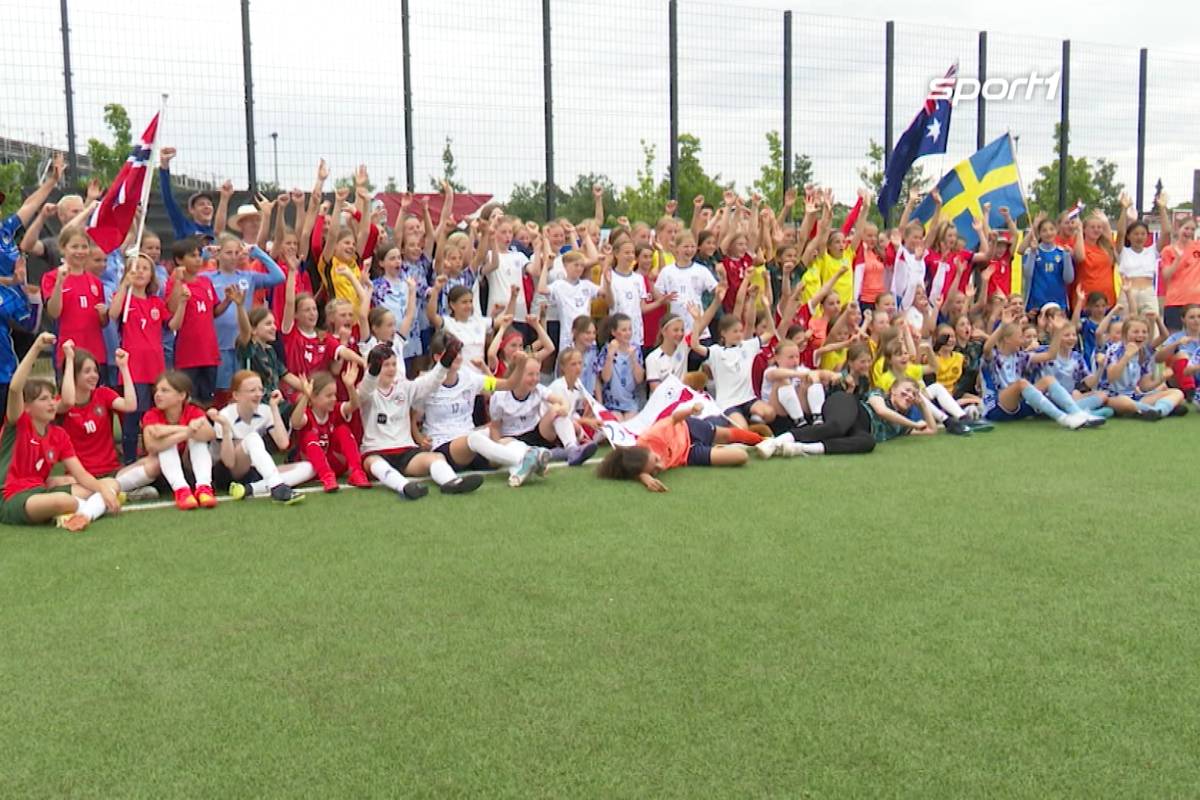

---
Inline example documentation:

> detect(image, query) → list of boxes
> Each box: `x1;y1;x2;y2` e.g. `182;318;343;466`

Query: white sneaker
1059;411;1088;430
126;485;160;502
780;442;811;457
755;438;779;460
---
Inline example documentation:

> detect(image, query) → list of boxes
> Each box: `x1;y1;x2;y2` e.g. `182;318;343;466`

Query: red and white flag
86;112;159;253
582;375;725;447
1066;201;1086;220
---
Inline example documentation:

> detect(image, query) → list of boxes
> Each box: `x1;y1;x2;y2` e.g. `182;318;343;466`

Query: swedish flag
912;133;1026;252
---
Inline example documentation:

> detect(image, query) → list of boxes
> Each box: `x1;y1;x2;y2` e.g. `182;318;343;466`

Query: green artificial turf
3;418;1199;798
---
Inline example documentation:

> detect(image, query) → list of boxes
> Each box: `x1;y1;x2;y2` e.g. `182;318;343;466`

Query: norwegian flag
1066;201;1086;220
86;112;159;253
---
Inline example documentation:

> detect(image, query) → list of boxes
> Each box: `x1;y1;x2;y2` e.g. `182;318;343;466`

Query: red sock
725;427;764;445
302;440;335;481
331;424;364;474
1171;357;1195;392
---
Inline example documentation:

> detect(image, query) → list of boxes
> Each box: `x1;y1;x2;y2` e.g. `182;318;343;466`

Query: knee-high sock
1154;396;1177;415
250;462;315;495
1020;384;1065;421
157;446;189;491
116;464;152;492
330;425;363;473
1076;393;1106;412
467;430;527;469
920;396;948;423
777;385;805;422
429;458;458;486
242;432;282;489
1044;380;1083;414
926;383;965;419
725;427;764;445
76;492;109;521
552;416;578;448
188;440;212;486
368;458;411;495
806;382;826;418
303;441;335;479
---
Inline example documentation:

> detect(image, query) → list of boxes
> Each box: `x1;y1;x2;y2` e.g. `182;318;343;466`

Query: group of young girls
1;150;1196;529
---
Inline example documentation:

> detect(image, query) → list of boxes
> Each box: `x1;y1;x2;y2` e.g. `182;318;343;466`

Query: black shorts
723;400;755;420
516;429;556;449
182;366;217;404
684;416;716;466
434;441;492;472
371;447;426;475
212;463;263;491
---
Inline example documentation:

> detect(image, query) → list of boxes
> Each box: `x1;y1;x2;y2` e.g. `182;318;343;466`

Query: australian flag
878;64;957;223
86;112;159;253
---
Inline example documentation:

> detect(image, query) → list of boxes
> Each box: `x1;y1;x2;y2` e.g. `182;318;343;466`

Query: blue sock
1044;380;1083;414
1134;400;1155;413
1076;394;1106;412
1021;385;1064;421
1154;397;1176;415
1092;407;1115;418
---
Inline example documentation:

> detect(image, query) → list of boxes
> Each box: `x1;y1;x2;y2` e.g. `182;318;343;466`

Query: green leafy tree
0;162;25;217
752;130;813;210
858;138;930;227
384;176;399;193
430;137;467;193
557;173;625;225
85;103;133;187
619;140;669;225
504;179;565;224
672;134;733;225
1028;123;1124;220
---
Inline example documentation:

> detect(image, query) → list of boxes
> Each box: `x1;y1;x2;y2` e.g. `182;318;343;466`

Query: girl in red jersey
57;342;160;500
0;333;122;531
289;367;370;492
142;371;218;510
110;252;183;464
165;237;229;405
279;261;358;396
40;227;107;376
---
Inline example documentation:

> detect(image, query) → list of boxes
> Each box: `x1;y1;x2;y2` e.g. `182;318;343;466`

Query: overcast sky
3;0;1197;210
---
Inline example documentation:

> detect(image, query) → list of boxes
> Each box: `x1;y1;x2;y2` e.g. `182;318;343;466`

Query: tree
1028;123;1124;220
619;140;669;226
430;136;467;193
558;173;625;225
672;134;733;225
86;103;133;187
384;176;400;193
858;138;930;226
752;130;813;211
504;179;565;224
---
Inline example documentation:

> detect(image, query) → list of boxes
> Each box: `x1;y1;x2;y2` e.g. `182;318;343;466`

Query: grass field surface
3;417;1199;798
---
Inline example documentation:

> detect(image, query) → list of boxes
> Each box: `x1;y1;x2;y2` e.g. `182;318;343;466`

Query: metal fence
3;0;1197;219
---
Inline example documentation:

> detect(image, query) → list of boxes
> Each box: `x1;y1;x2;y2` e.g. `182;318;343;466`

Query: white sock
927;382;966;419
116;465;151;492
806;382;826;417
428;458;458;486
467;430;527;468
250;461;315;495
157;446;188;491
242;432;282;489
800;442;825;455
777;385;805;422
552;416;578;448
188;440;213;486
369;458;411;494
772;432;795;446
76;492;108;521
920;396;948;423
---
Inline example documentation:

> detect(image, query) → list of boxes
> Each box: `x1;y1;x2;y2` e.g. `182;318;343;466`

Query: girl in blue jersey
1034;323;1111;417
1155;304;1200;402
1018;213;1074;315
1102;315;1184;419
980;308;1105;429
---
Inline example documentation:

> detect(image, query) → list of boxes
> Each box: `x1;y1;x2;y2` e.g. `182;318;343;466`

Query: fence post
240;0;257;193
977;31;987;150
884;21;894;169
668;0;679;201
401;0;415;193
782;11;792;217
59;0;78;187
1192;171;1199;219
541;0;555;220
1136;48;1147;213
1057;39;1070;215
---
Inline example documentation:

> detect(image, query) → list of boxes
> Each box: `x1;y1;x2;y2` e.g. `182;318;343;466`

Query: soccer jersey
863;391;910;443
141;403;207;453
646;344;688;386
547;376;592;419
0;285;34;384
1162;332;1200;362
981;349;1031;412
1037;349;1089;390
237;340;289;396
0;412;76;499
120;294;169;384
1026;245;1071;312
208;262;284;349
441;316;491;371
419;371;494;449
813;250;854;305
934;350;965;394
283;328;336;379
579;344;599;396
165;274;221;369
488;252;531;317
60;387;120;476
608;270;650;345
874;363;924;393
655;262;717;329
213;403;275;441
548;279;601;352
489;384;551;438
1080;317;1101;367
40;270;107;366
597;343;642;413
856;249;886;304
357;366;447;454
986;253;1014;297
1104;342;1153;396
295;406;350;453
636;416;690;470
720;253;753;312
705;338;762;409
0;212;24;277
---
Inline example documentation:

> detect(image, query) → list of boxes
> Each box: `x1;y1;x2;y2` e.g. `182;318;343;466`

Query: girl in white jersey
489;355;594;465
416;337;552;488
688;282;775;428
601;238;674;347
537;250;600;354
645;315;690;391
357;338;484;500
209;370;312;504
427;281;516;371
1115;193;1171;316
546;347;602;459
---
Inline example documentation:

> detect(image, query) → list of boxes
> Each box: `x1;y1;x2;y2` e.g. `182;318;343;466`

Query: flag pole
123;93;168;324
